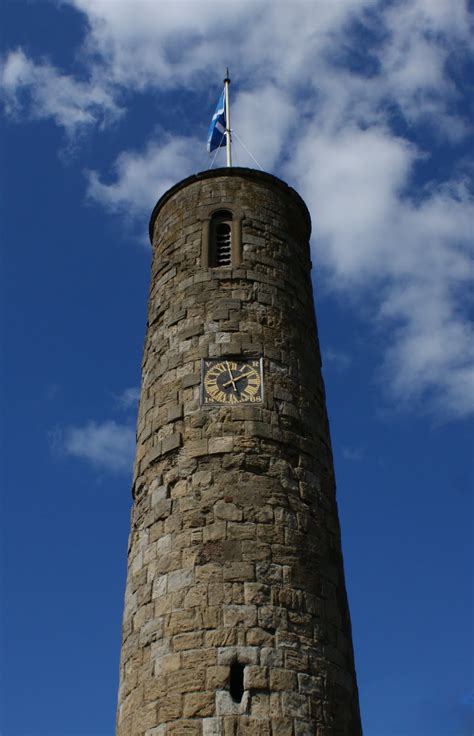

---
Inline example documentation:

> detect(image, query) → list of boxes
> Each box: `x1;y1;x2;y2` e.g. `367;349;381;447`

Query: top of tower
149;167;312;243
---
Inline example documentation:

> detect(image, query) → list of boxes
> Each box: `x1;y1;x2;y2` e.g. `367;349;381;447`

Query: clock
202;358;263;405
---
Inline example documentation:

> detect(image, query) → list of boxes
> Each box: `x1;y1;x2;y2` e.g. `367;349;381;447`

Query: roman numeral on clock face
201;358;263;406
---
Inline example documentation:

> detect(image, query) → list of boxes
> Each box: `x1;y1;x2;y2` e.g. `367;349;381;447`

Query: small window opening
210;210;232;267
229;661;245;703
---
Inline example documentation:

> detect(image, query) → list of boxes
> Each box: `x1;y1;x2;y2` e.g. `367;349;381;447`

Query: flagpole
224;69;232;167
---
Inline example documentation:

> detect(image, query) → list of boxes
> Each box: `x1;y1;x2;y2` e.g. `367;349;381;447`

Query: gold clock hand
225;361;238;392
223;370;253;388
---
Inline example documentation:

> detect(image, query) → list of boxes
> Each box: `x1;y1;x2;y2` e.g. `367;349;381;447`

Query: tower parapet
116;168;362;735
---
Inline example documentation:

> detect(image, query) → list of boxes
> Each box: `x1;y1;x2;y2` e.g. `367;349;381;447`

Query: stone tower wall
116;169;362;736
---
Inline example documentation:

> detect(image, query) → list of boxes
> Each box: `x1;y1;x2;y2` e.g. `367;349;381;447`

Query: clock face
202;358;263;405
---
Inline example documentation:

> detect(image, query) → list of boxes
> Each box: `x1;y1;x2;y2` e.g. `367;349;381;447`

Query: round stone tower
116;168;362;736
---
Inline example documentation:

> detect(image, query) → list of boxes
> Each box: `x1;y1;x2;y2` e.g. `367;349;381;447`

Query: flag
207;90;227;152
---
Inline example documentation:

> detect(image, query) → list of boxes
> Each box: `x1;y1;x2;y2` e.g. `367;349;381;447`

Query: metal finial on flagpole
223;69;232;167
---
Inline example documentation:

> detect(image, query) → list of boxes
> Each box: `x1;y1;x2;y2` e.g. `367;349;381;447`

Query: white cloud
371;0;471;140
288;121;473;419
0;2;380;137
60;420;135;473
0;48;122;135
116;387;141;410
70;0;369;89
3;0;470;141
324;348;352;372
3;0;472;420
232;85;295;170
87;135;204;215
287;126;418;281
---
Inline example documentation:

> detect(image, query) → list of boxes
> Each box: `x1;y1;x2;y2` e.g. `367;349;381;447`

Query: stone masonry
116;168;362;736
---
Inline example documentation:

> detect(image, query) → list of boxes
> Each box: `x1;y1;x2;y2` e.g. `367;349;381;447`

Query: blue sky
1;1;473;734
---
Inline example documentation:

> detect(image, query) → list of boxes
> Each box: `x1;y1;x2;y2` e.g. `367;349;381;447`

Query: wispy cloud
290;128;473;420
57;420;134;474
342;446;365;462
0;48;122;136
323;348;352;372
86;135;204;216
2;0;472;421
116;386;140;411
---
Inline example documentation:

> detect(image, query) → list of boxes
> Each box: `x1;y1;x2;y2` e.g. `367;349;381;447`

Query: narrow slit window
210;210;232;267
229;661;245;703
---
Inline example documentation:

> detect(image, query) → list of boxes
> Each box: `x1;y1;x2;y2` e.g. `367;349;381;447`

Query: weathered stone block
167;567;194;592
207;583;224;606
217;645;259;665
196;605;221;629
151;484;169;505
246;627;275;647
281;692;309;719
250;692;270;716
223;562;254;582
145;726;166;736
294;720;314;736
208;436;235;454
195;562;223;583
205;627;237;648
223;604;257;628
297;673;322;696
167;667;206;694
158;693;182;721
202;718;222;736
227;522;257;540
161;432;182;454
133;703;159;733
151;638;171;661
215;690;250;715
202;521;227;543
244;582;271;605
152;499;172;521
270;668;297;692
165;609;196;635
206;664;229;689
270;718;294;736
185;439;208;458
285;649;309;672
181;648;216;670
244;664;268;690
168;404;183;422
183;691;215;717
173;631;204;651
184;583;208;608
257;605;288;631
236;716;271;735
182;373;201;388
214;500;243;521
167;720;201;735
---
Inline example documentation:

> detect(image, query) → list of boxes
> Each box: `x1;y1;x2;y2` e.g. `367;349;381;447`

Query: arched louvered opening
210;210;232;267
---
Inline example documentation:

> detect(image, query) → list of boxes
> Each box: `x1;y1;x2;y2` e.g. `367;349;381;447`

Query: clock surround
201;357;263;406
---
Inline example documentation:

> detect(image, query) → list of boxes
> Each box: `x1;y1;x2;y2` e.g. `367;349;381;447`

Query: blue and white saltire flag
207;90;227;152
